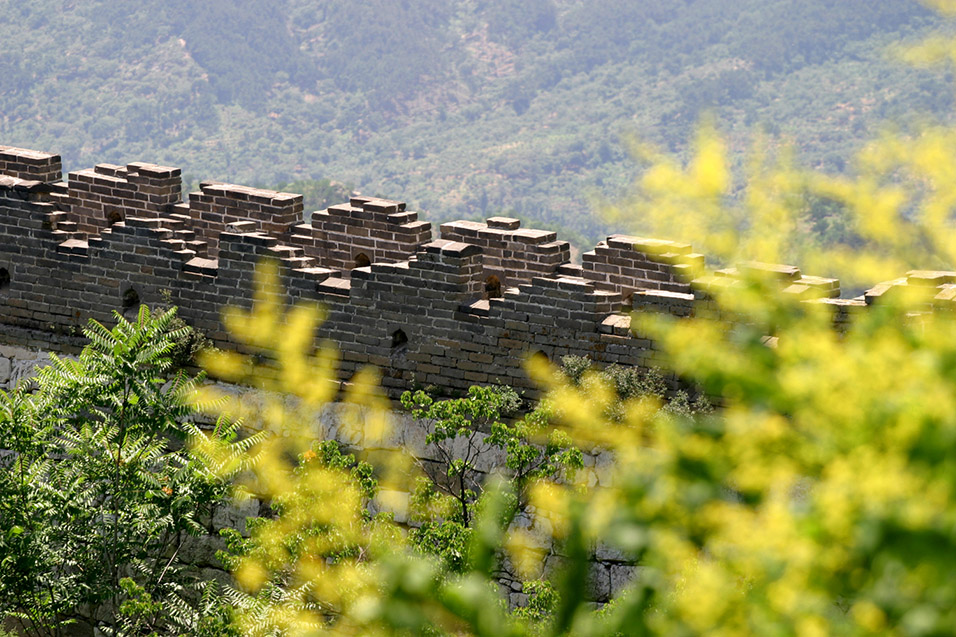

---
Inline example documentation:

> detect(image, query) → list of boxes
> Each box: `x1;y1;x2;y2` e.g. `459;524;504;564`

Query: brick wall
576;235;704;306
440;217;571;292
0;146;62;183
62;162;182;236
2;145;914;400
183;182;303;256
11;145;954;614
292;196;432;273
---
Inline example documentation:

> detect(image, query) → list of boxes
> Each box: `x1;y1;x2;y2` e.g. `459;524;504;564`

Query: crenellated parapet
62;162;183;235
0;146;62;183
573;235;705;305
294;196;433;273
182;181;303;255
0;144;937;397
439;217;571;292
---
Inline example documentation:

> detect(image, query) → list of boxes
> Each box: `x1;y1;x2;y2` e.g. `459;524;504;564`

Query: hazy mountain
0;0;947;246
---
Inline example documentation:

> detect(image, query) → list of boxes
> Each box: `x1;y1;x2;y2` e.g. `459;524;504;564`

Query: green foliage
482;0;557;50
158;289;214;367
401;385;581;530
561;355;668;401
308;0;456;107
272;177;351;220
215;438;392;628
402;385;520;527
312;439;378;502
399;384;582;612
207;361;587;631
511;580;558;623
559;355;712;420
0;1;946;248
168;0;317;111
0;306;235;636
408;510;472;575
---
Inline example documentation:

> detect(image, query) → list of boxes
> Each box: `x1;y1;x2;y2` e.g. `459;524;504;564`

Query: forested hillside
0;0;947;247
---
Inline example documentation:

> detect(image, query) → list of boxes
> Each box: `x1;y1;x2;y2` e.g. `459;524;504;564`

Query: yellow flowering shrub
192;5;956;635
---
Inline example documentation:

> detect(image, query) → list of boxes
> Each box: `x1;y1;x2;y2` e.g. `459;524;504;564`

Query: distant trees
731;0;932;74
308;0;457;109
483;0;557;50
0;0;944;251
168;0;317;111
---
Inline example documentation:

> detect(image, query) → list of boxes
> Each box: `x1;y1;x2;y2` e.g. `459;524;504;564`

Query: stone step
269;244;304;259
184;240;207;258
183;257;218;277
282;256;314;269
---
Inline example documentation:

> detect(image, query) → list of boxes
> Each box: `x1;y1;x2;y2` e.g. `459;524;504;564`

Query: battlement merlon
61;161;183;236
579;235;705;305
183;182;303;256
440;217;572;289
0;146;62;183
352;239;485;302
302;196;433;271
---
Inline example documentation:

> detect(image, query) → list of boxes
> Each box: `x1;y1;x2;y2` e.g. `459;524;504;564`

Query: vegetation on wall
0;307;239;635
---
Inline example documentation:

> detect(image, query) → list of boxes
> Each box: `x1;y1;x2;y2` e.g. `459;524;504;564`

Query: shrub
0;306;236;635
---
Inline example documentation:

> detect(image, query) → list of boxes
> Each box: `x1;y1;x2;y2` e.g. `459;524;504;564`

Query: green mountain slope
0;0;948;247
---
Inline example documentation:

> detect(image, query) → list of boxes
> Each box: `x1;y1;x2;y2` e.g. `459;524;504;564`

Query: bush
194;20;956;630
0;306;236;635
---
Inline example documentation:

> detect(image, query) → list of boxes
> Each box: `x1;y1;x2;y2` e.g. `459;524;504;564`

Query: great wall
7;143;956;608
0;143;907;397
5;142;956;395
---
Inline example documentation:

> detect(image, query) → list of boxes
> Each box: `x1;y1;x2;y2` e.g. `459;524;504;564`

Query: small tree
400;385;581;576
0;306;235;636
